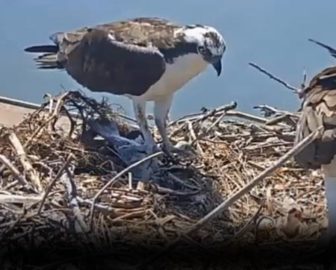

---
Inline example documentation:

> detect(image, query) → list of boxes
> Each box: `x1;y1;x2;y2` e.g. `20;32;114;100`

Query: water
0;0;335;119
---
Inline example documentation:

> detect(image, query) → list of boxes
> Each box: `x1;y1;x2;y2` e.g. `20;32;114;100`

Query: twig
61;167;89;233
7;132;42;191
224;110;268;124
154;185;200;196
137;126;322;268
168;172;199;190
253;104;297;118
24;92;70;148
169;101;237;126
89;151;163;228
0;194;43;204
187;120;203;155
249;62;301;95
0;154;29;187
195;101;237;123
231;203;264;240
37;154;73;214
200;101;239;136
308;38;336;59
77;197;144;216
128;172;133;190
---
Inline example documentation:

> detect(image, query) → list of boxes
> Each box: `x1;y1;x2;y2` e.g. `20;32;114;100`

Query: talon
161;141;197;162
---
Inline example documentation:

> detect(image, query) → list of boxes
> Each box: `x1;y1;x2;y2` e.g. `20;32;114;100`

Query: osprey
294;65;336;242
24;17;226;155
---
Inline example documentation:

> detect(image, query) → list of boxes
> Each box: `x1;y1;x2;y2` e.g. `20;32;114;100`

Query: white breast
128;53;209;101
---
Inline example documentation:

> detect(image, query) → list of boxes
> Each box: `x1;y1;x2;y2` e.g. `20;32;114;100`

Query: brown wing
28;17;185;96
60;28;167;96
294;66;336;169
53;17;182;55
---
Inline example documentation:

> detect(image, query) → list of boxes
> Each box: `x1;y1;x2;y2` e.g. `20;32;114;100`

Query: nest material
0;91;328;268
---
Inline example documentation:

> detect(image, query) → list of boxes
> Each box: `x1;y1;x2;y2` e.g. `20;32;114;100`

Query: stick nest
0;91;328;268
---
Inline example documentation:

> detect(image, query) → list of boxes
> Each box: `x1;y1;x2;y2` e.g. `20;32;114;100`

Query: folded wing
294;66;336;169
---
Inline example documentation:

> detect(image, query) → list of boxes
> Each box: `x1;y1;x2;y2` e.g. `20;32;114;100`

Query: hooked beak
212;58;222;76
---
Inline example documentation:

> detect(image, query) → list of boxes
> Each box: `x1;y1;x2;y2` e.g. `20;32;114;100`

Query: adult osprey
24;17;226;155
294;65;336;241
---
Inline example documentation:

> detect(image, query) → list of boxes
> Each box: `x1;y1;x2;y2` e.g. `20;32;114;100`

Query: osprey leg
132;99;157;152
154;96;197;158
154;95;177;153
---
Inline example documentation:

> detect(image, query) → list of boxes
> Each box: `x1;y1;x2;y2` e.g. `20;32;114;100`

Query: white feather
126;53;208;101
175;25;226;56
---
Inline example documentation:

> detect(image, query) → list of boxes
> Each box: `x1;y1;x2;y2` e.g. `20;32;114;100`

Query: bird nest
0;91;329;269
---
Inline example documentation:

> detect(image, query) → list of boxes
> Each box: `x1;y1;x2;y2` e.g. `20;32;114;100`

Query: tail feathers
24;44;58;53
35;53;63;69
24;44;63;69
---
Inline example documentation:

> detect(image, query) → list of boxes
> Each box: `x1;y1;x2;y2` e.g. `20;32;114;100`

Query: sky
0;0;335;119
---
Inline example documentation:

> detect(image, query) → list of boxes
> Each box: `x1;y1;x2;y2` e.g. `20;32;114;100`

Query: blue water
0;0;335;118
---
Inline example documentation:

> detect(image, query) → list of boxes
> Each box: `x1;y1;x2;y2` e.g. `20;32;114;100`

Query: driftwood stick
249;62;301;94
0;154;29;187
37;154;73;214
138;127;322;268
196;101;237;123
77;197;142;215
253;104;298;118
61;167;89;233
225;110;267;124
0;194;43;204
89;151;164;228
169;101;237;126
204;108;230;134
187;120;203;155
7;132;42;191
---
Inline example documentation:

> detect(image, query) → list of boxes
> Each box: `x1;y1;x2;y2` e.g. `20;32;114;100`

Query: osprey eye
198;46;206;54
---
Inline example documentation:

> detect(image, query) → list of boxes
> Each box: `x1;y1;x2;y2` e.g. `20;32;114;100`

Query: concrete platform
0;96;39;127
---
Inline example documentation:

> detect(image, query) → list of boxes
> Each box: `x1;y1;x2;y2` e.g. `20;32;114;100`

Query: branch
249;62;301;95
308;38;336;59
7;132;42;191
61;167;89;233
0;154;29;187
0;194;43;204
37;154;74;214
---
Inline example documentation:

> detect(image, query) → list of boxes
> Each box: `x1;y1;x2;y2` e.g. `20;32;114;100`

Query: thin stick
0;154;29;187
89;151;163;228
24;92;70;148
128;172;133;190
62;168;89;233
249;62;301;94
37;154;73;214
0;194;43;204
8;132;42;191
230;204;264;241
137;127;322;268
308;38;336;59
187;120;203;155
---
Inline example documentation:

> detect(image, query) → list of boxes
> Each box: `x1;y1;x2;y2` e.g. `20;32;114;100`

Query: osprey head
181;24;226;76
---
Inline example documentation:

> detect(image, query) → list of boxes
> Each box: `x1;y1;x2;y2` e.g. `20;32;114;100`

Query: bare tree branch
249;62;302;95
